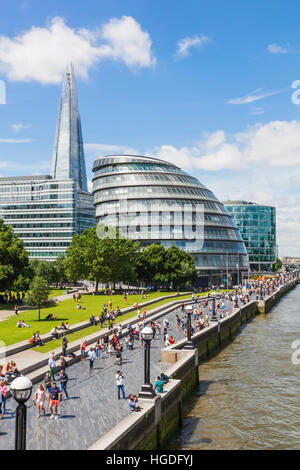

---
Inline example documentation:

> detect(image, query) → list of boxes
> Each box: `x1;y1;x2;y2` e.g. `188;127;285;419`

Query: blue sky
0;0;300;254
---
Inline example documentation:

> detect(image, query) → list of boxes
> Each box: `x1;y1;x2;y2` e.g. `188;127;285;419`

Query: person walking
48;382;61;420
58;369;69;399
33;384;46;418
48;353;56;381
14;304;19;316
116;370;126;399
103;333;109;355
80;340;87;361
88;348;96;369
43;371;52;394
0;381;7;415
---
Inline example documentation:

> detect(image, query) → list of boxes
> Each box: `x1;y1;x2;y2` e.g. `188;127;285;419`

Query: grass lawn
31;292;197;353
0;291;186;347
48;288;69;297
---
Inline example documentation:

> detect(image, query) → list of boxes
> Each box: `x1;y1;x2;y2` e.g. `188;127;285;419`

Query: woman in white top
34;384;46;418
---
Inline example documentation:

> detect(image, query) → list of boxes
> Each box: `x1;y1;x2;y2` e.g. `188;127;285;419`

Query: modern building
92;154;249;286
0;64;95;261
223;201;276;271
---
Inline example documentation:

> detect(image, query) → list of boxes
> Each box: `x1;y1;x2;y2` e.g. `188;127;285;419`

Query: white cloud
0;138;34;143
175;35;211;59
0;16;156;84
100;16;156;68
267;43;289;54
149;120;300;171
12;123;32;132
228;88;285;105
251;107;264;115
84;143;138;155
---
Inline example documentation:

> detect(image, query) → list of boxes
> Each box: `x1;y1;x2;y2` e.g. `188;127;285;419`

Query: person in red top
80;340;87;361
169;336;175;345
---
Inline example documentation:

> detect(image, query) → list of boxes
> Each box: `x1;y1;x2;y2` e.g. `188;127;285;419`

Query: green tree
64;226;140;291
27;276;51;321
0;219;33;291
273;258;283;272
135;244;166;286
53;254;68;287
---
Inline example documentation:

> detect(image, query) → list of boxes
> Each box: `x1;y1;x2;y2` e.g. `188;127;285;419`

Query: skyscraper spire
51;63;88;191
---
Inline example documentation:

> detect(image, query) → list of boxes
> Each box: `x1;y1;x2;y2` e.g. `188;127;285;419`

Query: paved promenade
0;296;239;450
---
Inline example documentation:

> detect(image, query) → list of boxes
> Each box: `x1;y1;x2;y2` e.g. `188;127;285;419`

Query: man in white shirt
116;370;125;399
48;353;56;380
88;348;96;369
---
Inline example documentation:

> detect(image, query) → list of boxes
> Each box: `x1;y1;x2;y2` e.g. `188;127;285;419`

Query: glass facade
223;201;276;271
92;155;249;285
0;176;95;261
51;64;88;191
0;64;96;261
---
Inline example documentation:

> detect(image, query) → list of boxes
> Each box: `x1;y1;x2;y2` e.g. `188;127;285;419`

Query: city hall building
0;65;95;261
223;201;276;271
92;154;249;286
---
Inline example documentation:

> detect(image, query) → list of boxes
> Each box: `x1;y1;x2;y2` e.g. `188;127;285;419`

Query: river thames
169;285;300;450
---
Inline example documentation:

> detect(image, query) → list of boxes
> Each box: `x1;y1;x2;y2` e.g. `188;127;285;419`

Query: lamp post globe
11;376;33;451
184;305;195;349
139;326;156;399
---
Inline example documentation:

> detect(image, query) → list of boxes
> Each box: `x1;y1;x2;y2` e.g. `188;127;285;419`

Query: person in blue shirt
154;376;164;393
48;382;61;420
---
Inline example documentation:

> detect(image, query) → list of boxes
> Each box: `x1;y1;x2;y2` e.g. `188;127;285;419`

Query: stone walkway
0;296;238;450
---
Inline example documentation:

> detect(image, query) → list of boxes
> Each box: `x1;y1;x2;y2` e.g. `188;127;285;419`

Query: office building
92;154;249;286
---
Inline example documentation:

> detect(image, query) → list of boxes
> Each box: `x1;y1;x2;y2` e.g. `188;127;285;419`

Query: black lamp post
234;288;239;308
260;285;264;300
10;376;33;450
211;293;218;321
184;305;195;348
139;326;156;399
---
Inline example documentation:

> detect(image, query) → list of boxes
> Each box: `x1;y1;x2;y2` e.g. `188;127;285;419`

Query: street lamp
139;326;156;399
184;305;195;349
10;376;33;450
211;292;218;322
260;285;264;300
234;288;239;309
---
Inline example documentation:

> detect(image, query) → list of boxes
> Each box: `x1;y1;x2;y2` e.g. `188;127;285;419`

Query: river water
168;285;300;450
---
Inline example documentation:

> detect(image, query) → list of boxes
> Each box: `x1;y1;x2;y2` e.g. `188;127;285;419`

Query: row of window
24;242;71;247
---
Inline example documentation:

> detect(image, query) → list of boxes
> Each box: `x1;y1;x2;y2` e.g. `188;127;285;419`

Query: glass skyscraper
223;201;276;271
92;154;249;286
0;65;95;261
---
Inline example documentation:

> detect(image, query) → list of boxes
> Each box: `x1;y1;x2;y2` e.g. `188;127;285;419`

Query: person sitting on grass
45;313;56;321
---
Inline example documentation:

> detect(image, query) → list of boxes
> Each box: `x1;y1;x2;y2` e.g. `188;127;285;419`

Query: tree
30;259;56;284
0;219;33;291
64;226;140;291
27;276;51;321
164;246;197;288
273;258;283;272
135;244;166;286
53;254;68;287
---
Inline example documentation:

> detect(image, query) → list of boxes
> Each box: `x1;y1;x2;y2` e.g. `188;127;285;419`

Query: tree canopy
0;219;33;291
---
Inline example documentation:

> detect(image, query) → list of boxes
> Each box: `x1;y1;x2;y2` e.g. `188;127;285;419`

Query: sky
0;0;300;255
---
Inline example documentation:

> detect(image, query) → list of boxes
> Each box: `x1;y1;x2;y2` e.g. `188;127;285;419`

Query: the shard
51;63;88;191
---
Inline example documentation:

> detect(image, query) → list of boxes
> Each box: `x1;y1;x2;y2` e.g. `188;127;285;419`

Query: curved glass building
92;155;248;286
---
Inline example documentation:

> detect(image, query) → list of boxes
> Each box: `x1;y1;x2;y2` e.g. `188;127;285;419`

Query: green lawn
32;292;197;353
0;291;185;346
